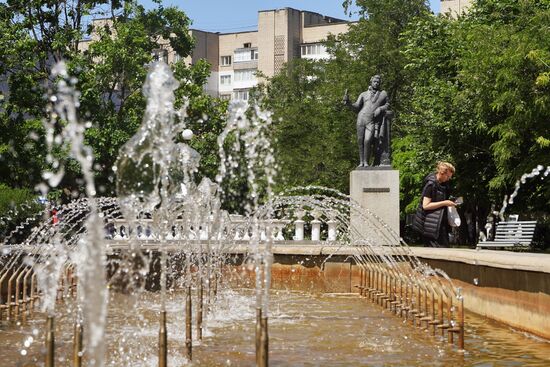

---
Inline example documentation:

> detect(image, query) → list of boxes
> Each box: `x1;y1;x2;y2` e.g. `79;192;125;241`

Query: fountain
498;165;550;221
1;60;549;366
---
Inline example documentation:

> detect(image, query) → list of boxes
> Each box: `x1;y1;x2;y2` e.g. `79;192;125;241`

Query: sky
140;0;440;33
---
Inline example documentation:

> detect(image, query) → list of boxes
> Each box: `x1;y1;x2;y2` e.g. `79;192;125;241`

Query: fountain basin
261;246;550;341
99;242;550;340
411;247;550;340
2;278;550;366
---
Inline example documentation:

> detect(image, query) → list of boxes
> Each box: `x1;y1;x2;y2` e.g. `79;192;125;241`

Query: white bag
447;206;461;227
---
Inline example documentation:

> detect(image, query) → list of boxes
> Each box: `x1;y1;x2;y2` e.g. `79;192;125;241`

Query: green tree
259;60;354;194
0;184;42;241
459;0;550;195
260;0;430;196
398;14;495;243
262;0;549;246
0;0;226;207
336;0;431;110
399;0;550;244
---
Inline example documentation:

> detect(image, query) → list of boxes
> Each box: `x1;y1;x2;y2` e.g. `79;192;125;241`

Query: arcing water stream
2;60;547;366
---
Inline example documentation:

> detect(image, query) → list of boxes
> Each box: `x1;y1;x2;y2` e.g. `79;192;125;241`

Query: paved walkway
409;247;550;273
24;239;548;274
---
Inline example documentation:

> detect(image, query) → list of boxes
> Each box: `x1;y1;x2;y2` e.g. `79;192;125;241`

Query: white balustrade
260;228;267;241
242;228;251;241
106;214;340;244
275;224;285;241
233;226;242;240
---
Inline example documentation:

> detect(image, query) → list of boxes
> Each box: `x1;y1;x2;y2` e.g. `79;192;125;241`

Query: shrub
0;184;42;242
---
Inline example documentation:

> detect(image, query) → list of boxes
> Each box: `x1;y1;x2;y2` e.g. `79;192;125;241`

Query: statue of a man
343;75;390;168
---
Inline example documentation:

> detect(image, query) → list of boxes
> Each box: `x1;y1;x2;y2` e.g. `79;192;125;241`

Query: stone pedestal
350;169;400;242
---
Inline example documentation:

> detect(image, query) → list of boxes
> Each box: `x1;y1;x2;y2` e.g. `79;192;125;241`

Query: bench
477;221;537;249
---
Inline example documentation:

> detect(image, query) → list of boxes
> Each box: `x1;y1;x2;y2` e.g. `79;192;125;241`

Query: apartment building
188;2;478;101
37;3;472;103
440;0;473;15
80;8;349;101
178;8;350;101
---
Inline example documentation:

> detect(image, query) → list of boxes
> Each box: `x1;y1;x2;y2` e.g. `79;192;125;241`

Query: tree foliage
262;0;550;245
0;0;226;205
258;60;354;194
260;0;430;198
400;0;550;234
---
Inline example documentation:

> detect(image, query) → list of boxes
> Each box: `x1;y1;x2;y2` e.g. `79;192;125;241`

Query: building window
234;50;251;62
233;90;249;101
234;69;256;82
221;55;231;66
220;75;232;85
152;48;168;63
174;53;182;63
219;94;231;101
234;49;258;63
300;43;325;57
244;42;251;48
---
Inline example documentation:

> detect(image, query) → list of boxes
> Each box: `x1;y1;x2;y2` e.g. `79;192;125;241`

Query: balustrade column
311;220;321;241
260;224;267;241
294;220;305;241
275;224;285;241
327;220;337;241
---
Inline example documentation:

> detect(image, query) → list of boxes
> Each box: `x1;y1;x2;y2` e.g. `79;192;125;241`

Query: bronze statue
343;75;392;168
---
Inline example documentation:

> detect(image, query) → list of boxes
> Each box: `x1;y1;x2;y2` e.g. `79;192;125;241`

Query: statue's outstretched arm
342;89;350;105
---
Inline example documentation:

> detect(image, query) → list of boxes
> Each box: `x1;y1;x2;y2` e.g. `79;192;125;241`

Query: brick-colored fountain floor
1;289;550;366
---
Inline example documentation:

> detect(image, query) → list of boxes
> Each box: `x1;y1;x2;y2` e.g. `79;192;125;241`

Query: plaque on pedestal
349;169;400;242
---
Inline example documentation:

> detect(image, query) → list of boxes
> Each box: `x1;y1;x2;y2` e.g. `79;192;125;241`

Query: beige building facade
440;0;473;16
83;4;474;101
182;8;350;101
84;8;350;101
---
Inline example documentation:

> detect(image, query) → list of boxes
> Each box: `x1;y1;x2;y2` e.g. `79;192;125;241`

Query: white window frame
301;44;324;56
234;50;251;63
221;55;232;66
234;49;258;63
233;90;249;101
220;74;232;85
153;48;168;63
234;69;255;82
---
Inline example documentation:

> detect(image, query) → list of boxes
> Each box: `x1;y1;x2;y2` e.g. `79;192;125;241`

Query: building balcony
233;60;258;70
234;47;258;65
300;43;329;60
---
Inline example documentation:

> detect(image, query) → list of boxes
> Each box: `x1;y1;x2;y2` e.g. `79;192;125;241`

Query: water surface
2;289;550;366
